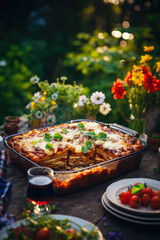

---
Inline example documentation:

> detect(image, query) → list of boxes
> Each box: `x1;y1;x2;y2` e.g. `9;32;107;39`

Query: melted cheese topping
12;121;141;156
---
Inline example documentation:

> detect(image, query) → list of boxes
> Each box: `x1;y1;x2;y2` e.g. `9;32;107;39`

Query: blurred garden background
0;0;160;130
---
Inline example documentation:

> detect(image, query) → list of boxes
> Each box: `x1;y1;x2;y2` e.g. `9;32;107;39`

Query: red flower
154;79;160;91
142;68;158;93
124;71;132;85
141;65;150;75
112;78;127;100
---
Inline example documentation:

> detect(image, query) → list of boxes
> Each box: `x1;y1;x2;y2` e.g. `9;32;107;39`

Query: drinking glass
26;167;55;216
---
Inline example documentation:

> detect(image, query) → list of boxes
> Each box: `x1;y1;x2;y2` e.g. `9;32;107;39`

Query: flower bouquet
26;76;84;127
76;91;111;120
111;46;160;134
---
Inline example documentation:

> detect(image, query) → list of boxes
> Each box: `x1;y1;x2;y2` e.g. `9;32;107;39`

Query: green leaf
78;122;85;129
86;131;95;138
44;133;52;142
98;132;107;139
93;134;99;140
85;140;93;149
62;128;68;134
45;143;53;149
31;140;37;145
54;133;63;140
81;145;89;153
80;130;84;134
131;184;144;194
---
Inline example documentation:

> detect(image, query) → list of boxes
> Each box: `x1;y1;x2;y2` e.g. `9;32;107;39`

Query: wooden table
6;150;160;240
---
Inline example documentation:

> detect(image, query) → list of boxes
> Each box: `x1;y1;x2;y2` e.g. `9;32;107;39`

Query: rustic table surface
5;150;160;240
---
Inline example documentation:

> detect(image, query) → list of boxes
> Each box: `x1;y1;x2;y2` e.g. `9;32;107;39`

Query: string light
122;32;130;40
111;30;122;38
129;33;134;40
134;5;141;11
122;21;130;28
120;40;127;47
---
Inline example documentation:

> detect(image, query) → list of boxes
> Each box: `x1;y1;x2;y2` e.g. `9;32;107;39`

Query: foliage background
0;0;160;125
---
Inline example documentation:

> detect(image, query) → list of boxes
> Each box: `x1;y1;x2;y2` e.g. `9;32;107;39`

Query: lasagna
8;121;144;171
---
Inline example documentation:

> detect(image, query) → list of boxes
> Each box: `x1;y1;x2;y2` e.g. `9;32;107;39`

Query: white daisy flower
50;83;57;88
91;91;105;105
60;76;67;81
99;102;111;115
47;115;56;125
78;95;87;107
36;111;43;119
34;91;41;99
30;75;40;84
51;93;58;101
0;60;7;67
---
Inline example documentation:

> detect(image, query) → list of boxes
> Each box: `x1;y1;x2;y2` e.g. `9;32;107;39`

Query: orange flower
143;46;154;52
111;78;126;100
124;71;132;85
140;54;152;64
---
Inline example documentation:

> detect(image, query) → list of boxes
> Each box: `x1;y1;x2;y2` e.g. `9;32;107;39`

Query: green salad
4;215;99;240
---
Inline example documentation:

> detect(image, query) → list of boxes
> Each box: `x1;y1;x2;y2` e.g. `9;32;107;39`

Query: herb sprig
82;140;93;153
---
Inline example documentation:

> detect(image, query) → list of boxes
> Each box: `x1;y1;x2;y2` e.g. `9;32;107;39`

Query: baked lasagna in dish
8;121;144;171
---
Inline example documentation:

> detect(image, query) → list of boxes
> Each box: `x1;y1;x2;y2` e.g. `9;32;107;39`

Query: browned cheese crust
8;121;144;170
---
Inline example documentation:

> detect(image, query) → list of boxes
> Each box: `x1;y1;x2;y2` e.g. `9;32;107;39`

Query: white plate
102;192;160;221
106;178;160;215
0;214;103;240
101;193;160;225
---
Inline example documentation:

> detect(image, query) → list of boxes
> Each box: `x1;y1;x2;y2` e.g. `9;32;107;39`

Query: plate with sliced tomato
106;178;160;215
0;214;103;240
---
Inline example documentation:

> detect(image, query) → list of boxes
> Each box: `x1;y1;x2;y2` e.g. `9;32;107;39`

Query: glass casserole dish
4;119;148;194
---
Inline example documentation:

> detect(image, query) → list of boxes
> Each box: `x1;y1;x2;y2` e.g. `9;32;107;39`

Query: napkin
0;150;14;230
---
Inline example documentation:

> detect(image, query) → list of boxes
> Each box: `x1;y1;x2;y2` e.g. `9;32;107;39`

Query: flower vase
129;113;146;135
55;104;73;124
30;118;43;129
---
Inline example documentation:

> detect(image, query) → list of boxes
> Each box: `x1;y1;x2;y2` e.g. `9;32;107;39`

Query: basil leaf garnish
54;133;63;140
131;184;144;194
31;140;37;145
82;140;93;153
85;140;93;149
80;130;84;134
62;128;68;134
45;143;53;149
82;145;89;153
78;122;85;129
86;131;95;138
93;134;99;140
44;133;52;142
98;132;107;139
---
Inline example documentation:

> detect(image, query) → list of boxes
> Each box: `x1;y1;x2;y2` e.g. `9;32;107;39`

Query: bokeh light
120;40;127;47
122;21;130;28
122;32;130;40
134;5;141;11
98;32;104;39
111;30;122;38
